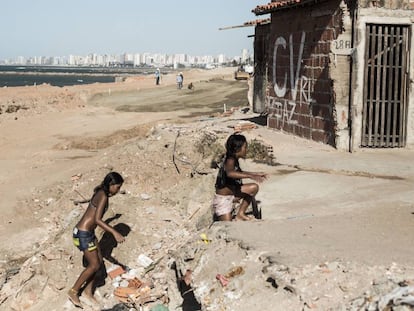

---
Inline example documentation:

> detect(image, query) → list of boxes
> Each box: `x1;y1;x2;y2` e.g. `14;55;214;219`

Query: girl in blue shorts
68;172;125;308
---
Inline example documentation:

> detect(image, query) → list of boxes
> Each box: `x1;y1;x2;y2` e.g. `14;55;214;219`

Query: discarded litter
144;257;163;275
224;266;244;278
137;254;154;268
140;193;151;200
216;274;229;287
108;265;126;279
200;233;211;244
233;121;257;132
378;285;414;309
150;304;169;311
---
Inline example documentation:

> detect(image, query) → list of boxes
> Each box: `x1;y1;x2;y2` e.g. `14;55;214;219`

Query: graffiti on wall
269;31;315;125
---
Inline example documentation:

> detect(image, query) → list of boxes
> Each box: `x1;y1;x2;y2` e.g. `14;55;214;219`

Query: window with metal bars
361;24;409;147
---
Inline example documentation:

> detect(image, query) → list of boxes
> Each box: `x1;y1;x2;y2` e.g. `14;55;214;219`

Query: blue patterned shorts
72;227;97;252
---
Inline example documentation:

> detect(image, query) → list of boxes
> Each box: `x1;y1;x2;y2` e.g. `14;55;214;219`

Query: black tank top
215;156;242;190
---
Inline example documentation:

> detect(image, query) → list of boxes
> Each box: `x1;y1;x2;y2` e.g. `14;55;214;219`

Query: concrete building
252;0;414;151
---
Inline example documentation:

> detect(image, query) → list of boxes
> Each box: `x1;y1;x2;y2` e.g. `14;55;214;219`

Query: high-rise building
241;48;250;64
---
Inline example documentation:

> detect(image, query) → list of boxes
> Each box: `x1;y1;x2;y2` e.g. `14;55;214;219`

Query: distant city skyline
0;49;253;67
1;1;267;60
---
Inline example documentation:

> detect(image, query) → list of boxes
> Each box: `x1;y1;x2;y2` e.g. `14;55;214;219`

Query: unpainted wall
358;0;413;9
330;1;354;150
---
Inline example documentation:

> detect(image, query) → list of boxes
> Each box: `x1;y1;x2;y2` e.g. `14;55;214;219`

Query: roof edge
253;0;325;15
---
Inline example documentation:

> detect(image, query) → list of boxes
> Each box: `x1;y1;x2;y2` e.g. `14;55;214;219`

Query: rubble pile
1;114;414;310
0;123;230;310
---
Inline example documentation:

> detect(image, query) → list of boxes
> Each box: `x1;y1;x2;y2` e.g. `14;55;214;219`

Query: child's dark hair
225;134;247;157
94;171;124;195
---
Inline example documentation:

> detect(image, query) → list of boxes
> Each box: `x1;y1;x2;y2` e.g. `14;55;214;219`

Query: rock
140;193;151;200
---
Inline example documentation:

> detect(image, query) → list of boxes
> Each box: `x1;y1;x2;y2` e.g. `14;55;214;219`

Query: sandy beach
1;67;414;311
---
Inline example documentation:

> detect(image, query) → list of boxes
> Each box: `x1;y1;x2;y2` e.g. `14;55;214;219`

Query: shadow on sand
81;217;131;295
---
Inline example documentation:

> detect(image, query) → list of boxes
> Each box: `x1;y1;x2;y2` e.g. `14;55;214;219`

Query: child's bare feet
234;213;254;221
68;288;83;309
82;291;100;306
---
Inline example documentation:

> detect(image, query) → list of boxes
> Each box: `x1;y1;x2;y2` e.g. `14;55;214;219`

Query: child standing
68;172;125;308
213;134;267;221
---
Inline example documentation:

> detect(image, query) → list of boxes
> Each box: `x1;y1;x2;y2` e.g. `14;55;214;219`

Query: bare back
76;190;108;232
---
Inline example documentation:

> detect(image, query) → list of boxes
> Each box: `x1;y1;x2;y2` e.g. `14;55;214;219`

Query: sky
1;0;268;60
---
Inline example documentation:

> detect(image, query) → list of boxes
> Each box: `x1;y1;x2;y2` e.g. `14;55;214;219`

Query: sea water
0;65;151;87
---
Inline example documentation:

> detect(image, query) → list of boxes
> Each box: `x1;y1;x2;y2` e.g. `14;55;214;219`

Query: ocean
0;65;155;87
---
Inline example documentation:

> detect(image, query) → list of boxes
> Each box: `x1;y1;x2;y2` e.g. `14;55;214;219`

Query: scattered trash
144;257;163;275
216;274;229;287
224;266;244;279
150;304;169;311
140;193;151;200
199;233;211;244
108;265;126;279
114;284;167;307
152;242;162;250
378;285;414;309
128;277;143;289
137;254;154;268
233;121;257;132
215;266;245;288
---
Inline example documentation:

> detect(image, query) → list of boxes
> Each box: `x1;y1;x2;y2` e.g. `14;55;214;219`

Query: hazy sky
1;1;268;59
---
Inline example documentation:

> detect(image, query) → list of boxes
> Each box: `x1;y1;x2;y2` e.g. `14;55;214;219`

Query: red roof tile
253;0;320;15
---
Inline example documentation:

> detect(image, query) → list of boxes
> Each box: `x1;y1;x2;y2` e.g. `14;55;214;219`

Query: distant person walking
179;72;184;88
155;68;161;85
176;73;183;89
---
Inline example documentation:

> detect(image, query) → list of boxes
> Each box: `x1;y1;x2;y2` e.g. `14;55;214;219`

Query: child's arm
94;194;125;243
225;158;268;183
242;171;268;183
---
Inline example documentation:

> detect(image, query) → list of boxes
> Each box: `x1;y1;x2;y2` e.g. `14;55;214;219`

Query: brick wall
266;0;346;146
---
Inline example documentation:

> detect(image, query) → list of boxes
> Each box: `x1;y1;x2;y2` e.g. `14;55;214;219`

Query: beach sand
1;67;414;311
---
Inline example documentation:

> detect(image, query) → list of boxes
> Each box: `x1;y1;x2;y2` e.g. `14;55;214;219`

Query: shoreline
0;66;229;88
0;67;237;119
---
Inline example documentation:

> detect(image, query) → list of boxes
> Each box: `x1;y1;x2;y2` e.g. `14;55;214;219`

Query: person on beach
68;172;125;308
212;134;267;221
179;72;184;88
176;73;183;89
155;68;161;85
